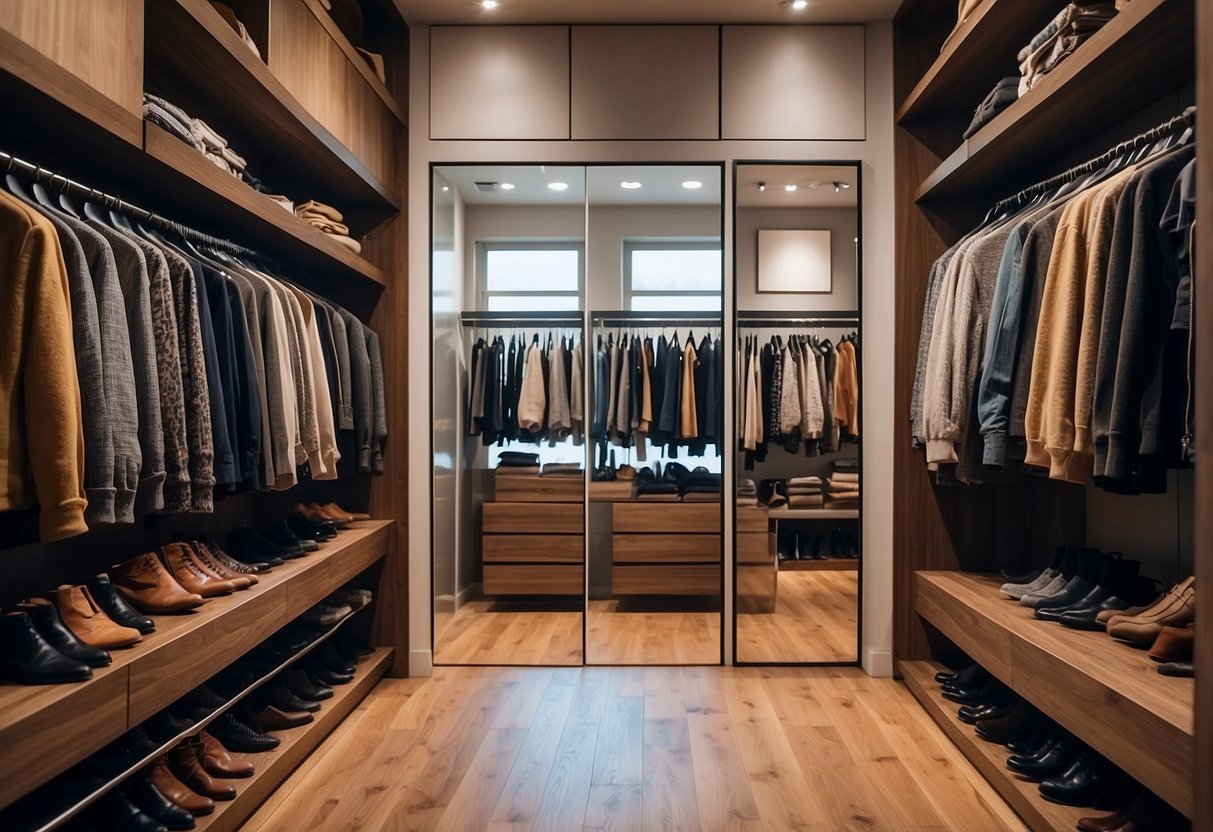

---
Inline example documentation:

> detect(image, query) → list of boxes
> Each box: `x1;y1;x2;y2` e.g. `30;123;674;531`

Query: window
625;241;722;311
478;242;583;311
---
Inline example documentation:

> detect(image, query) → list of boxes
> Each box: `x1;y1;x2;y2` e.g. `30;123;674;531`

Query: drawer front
612;502;721;533
612;565;721;595
495;476;584;502
483;502;583;534
484;535;584;563
612;534;720;563
736;507;770;534
484;565;584;595
736;533;773;565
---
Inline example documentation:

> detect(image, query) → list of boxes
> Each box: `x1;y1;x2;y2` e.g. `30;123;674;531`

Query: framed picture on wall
756;229;832;293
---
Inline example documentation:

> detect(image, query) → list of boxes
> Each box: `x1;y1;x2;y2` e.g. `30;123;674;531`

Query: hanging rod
0;150;258;257
460;311;583;325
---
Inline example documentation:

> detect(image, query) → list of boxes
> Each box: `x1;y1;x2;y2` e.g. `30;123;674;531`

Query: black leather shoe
99;787;168;832
975;700;1040;744
266;520;318;553
1007;724;1056;755
288;668;333;701
18;597;111;668
144;711;195;742
309;661;353;686
0;611;92;684
317;641;355;674
1039;749;1111;806
287;514;335;542
959;695;1017;725
86;573;155;634
128;776;196;830
209;712;281;753
1037;584;1113;622
269;684;320;713
1007;734;1080;780
936;663;984;687
943;676;1007;707
227;527;295;565
1029;575;1095;611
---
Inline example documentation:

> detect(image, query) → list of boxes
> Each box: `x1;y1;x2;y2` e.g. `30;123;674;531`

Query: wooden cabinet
610;503;722;596
481;495;585;596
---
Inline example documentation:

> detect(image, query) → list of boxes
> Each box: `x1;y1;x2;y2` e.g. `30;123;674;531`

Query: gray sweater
342;312;373;471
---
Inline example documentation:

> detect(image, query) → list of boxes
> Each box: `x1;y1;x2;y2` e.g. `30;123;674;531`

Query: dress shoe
1079;790;1189;831
942;676;1007;707
266;520;318;553
1105;577;1194;627
159;543;240;598
85;574;156;634
1020;572;1072;607
170;738;237;800
198;730;255;778
149;756;215;816
288;668;333;701
251;704;314;731
1147;625;1194;663
308;661;353;686
1039;748;1111;806
301;501;352;526
1157;661;1194;678
223;531;284;568
112;553;206;614
1059;596;1136;631
97;786;167;832
229;526;302;562
1007;724;1057;755
198;537;270;575
287;514;335;543
317;641;355;673
959;695;1017;725
324;502;369;521
209;712;281;753
0;611;92;684
936;663;984;686
127;775;197;830
976;700;1041;744
144;711;196;741
269;684;321;713
182;542;252;590
1007;733;1080;780
1108;583;1195;645
52;584;143;649
330;588;373;612
17;597;111;667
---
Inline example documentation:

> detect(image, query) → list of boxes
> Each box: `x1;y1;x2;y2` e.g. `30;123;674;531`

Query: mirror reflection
432;165;587;666
734;163;861;664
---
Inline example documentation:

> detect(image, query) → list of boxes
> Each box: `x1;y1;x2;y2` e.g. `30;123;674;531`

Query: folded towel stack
496;451;540;477
541;462;584;478
827;460;860;507
737;478;758;506
296;200;362;254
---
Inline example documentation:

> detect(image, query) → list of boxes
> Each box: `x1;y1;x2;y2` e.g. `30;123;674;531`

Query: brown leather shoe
51;585;142;649
294;502;349;527
1096;597;1160;624
112;552;206;614
1106;577;1194;628
198;730;255;778
170;738;237;800
149;755;215;815
186;542;253;590
252;705;315;731
1109;584;1195;646
159;543;240;598
197;541;263;582
324;502;370;521
1148;624;1195;663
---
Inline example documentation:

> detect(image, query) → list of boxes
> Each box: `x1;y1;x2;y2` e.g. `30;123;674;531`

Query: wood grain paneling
612;566;720;596
494;476;585;503
483;535;584;564
483;502;584;534
735;507;770;534
0;0;142;116
612;534;721;564
484;565;584;596
736;564;777;614
268;0;395;190
297;0;406;123
612;503;721;534
735;533;771;565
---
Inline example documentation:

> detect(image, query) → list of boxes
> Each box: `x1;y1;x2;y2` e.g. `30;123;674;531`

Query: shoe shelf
0;520;391;813
779;558;859;572
192;647;393;832
914;0;1195;202
4;601;376;832
900;660;1089;832
895;0;1061;124
768;508;859;520
916;571;1193;816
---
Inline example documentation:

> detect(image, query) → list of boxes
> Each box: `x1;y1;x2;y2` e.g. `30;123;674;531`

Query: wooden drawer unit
483;501;584;534
494;476;584;502
736;506;770;534
613;565;720;595
612;502;720;533
736;532;773;565
613;534;721;563
484;535;584;563
484;565;584;595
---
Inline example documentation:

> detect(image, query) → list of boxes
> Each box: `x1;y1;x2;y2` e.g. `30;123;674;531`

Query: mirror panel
734;163;861;664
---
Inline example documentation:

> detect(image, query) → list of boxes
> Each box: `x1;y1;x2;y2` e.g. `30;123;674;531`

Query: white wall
737;206;859;312
408;22;897;677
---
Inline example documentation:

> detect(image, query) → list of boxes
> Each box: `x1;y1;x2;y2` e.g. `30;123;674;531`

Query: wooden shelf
915;0;1195;202
779;558;859;572
768;508;859;520
143;124;386;288
299;0;406;125
916;571;1193;816
193;647;393;832
900;660;1089;832
0;520;391;811
145;0;400;234
897;0;1061;124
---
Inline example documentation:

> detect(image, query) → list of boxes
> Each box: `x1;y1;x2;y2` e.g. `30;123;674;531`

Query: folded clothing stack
678;466;722;503
1018;3;1117;96
210;1;263;60
827;463;860;507
737;478;758;506
541;462;583;478
296;200;361;254
142;94;205;153
192;117;247;178
636;481;680;502
496;451;540;477
786;476;824;508
963;76;1019;139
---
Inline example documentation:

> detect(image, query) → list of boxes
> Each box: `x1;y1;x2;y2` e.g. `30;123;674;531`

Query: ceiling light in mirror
499;182;516;190
682;180;703;190
481;0;498;9
547;182;569;191
620;181;642;189
784;184;798;192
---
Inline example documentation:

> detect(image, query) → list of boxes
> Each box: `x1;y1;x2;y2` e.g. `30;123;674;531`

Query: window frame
623;239;723;311
476;240;585;311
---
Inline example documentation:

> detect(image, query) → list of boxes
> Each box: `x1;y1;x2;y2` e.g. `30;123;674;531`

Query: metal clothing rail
459;311;583;326
0;150;258;257
591;311;723;328
737;311;859;326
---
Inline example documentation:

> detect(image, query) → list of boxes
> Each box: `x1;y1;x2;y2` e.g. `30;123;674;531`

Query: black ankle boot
0;611;92;684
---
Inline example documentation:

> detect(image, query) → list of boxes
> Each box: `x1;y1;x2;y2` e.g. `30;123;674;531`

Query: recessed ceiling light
620;181;642;189
547;182;568;191
441;185;450;192
481;0;498;9
785;184;798;192
499;182;515;191
682;180;703;190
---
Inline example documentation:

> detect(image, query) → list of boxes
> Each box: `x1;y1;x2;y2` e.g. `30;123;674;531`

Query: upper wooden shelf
0;520;391;812
299;0;406;125
896;0;1062;124
916;570;1193;817
915;0;1195;202
145;0;400;234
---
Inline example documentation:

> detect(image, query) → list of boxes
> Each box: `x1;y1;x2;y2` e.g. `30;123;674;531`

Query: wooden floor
242;665;1028;832
586;599;721;665
737;571;858;664
433;599;584;665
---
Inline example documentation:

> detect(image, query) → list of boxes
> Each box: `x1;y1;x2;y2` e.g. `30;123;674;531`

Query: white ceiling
435;164;723;206
736;164;858;208
392;0;902;25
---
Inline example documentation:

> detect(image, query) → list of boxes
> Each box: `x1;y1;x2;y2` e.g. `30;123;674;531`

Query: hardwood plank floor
242;667;1028;832
587;599;721;665
736;570;859;664
433;600;583;666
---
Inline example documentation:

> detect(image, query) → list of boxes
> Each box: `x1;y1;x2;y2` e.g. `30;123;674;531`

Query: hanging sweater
517;343;547;432
365;329;387;474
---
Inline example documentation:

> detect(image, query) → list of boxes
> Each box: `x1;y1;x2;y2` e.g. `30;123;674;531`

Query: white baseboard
863;648;894;678
408;648;434;677
455;584;479;609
